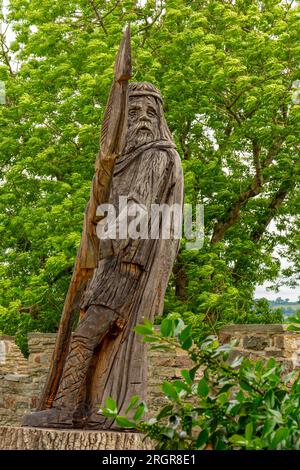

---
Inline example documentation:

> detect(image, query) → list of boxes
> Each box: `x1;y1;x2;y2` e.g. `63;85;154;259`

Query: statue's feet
84;411;113;430
84;409;132;431
22;407;74;429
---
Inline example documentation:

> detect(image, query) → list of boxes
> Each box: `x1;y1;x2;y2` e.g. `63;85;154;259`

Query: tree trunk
173;254;188;301
0;426;152;450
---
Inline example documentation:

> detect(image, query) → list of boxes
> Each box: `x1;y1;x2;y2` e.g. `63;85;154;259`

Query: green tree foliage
0;1;299;350
100;319;300;450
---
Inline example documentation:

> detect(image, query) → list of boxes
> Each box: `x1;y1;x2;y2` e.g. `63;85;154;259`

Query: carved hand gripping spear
37;28;132;410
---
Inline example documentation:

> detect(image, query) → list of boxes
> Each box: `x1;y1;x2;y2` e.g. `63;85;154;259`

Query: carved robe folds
81;141;183;428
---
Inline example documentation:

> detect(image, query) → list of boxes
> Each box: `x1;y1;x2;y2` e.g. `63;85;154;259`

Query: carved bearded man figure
23;82;184;429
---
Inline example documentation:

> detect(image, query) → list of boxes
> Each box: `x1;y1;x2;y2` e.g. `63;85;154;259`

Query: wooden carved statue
22;28;184;430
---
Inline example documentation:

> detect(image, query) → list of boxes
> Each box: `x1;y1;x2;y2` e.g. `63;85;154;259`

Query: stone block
274;336;284;349
219;332;232;344
221;324;284;335
4;374;30;382
174;356;193;368
265;350;283;357
243;336;269;351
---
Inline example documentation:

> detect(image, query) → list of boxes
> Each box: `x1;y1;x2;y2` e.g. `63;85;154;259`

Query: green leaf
133;403;147;421
240;381;253;393
229;435;248;447
265;390;275;409
156;404;174;420
160;318;173;337
135;325;154;335
161;428;175;439
162;381;179;400
181;337;192;350
245;422;253;441
230;356;244;368
196;429;208;448
181;369;192;385
287;325;300;332
268;409;284;425
173;380;191;393
125;395;140;414
143;318;153;329
105;396;117;413
98;408;117;418
261;367;277;381
262;419;276;438
142;335;158;343
179;324;192;343
150;344;173;351
197;378;209;397
215;439;227;450
271;427;289;449
115;416;136;428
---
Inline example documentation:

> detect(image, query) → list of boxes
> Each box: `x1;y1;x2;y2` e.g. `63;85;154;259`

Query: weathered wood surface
23;84;183;429
0;426;152;450
37;27;132;411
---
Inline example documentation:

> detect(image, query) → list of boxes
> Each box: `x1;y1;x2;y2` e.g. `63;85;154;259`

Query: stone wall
1;324;300;426
219;324;300;371
0;333;57;426
148;345;195;413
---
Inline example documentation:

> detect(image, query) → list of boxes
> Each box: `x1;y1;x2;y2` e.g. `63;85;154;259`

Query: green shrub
100;318;300;450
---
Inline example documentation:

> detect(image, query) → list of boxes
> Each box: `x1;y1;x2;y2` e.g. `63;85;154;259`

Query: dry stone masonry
219;324;300;371
1;324;300;427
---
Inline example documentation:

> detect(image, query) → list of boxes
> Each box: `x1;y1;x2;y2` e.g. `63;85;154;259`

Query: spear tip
114;24;132;82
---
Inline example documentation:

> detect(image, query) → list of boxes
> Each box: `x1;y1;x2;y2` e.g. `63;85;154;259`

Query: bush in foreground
100;318;300;450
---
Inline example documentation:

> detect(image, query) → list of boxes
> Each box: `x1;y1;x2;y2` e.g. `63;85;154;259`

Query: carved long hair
128;82;173;143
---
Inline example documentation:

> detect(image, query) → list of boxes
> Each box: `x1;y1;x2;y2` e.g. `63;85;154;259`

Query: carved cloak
81;140;183;427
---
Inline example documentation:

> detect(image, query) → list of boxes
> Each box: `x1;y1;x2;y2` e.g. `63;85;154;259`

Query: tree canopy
0;0;299;351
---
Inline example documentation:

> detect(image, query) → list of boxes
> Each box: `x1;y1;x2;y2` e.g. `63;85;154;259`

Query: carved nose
140;112;151;122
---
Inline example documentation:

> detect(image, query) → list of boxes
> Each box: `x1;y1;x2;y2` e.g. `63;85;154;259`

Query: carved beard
124;120;160;153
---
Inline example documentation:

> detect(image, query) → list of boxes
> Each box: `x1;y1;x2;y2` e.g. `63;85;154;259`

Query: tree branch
88;0;108;35
136;0;164;35
231;172;298;282
0;32;14;77
173;252;188;301
210;139;284;245
252;138;262;188
179;120;192;160
102;0;121;19
251;173;298;243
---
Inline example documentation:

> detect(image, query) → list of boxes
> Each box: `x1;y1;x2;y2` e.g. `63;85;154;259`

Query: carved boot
23;305;117;429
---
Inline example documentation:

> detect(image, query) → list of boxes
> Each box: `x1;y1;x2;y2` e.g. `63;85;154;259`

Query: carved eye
129;109;137;117
147;109;156;118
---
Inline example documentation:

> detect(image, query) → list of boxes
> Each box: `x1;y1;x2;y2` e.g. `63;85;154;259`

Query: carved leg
22;305;117;429
55;305;116;405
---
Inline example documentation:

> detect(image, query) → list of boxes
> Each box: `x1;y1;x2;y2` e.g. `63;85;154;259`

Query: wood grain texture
36;27;131;411
0;426;152;450
23;80;184;429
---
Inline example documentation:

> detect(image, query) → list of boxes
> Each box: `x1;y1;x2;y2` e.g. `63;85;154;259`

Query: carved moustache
132;121;155;137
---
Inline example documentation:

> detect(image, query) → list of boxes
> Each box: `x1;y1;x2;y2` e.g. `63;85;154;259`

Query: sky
254;222;299;302
255;284;299;302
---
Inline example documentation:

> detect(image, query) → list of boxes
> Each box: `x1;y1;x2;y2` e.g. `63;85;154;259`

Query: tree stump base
0;426;152;450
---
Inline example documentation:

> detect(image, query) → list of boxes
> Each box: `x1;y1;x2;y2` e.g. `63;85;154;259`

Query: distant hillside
268;299;300;316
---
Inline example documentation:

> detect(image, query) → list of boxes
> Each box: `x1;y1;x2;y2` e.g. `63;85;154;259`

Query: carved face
124;95;160;152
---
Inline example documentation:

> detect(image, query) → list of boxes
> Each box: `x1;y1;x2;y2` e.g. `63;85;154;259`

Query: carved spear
37;27;132;410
